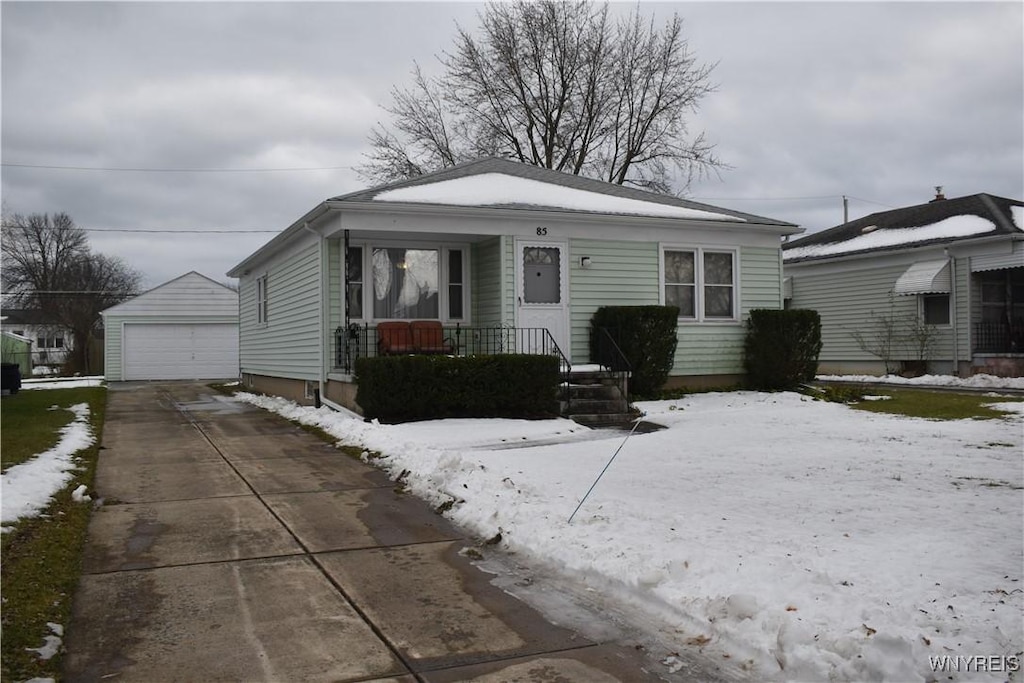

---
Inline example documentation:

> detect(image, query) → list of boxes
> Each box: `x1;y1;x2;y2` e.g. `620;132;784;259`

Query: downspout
946;249;959;376
304;222;326;408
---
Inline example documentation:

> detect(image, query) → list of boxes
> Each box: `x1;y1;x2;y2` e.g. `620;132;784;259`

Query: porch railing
973;321;1024;354
333;323;572;409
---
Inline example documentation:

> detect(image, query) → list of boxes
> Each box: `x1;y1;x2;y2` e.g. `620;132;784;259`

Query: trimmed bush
590;306;679;397
355;354;560;422
744;309;823;391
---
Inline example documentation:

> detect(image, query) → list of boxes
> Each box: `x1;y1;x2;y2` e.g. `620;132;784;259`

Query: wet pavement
63;382;677;682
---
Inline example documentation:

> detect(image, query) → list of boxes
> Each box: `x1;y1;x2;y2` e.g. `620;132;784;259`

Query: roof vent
861;224;879;233
929;186;946;203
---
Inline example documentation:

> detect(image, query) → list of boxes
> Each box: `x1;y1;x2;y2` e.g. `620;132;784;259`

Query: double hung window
662;247;737;321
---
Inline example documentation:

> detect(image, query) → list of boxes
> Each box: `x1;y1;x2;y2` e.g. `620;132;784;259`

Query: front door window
523;247;561;304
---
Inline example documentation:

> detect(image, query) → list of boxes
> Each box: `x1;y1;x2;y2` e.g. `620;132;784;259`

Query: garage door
123;323;238;380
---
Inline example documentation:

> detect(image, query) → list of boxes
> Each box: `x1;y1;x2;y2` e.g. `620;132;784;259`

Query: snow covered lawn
238;390;1023;682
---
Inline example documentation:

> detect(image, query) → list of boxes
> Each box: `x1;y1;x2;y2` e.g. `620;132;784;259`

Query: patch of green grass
847;388;1024;420
1;386;106;682
1;388;102;472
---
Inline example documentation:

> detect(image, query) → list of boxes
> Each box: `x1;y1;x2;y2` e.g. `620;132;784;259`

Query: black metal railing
973;321;1024;353
333;322;573;409
591;326;632;402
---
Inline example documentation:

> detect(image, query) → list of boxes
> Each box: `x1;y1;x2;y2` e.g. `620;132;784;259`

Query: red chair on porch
377;321;415;355
410;320;455;355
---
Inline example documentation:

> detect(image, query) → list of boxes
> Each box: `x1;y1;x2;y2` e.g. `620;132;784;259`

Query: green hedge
590;305;679;397
355;354;560;422
743;309;823;391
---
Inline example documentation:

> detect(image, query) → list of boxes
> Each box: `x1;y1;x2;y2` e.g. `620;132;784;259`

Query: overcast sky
2;1;1021;290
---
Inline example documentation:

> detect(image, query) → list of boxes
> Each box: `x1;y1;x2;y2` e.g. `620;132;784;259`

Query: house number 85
536;227;548;236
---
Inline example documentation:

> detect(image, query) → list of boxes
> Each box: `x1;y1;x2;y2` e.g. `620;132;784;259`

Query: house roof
333;157;797;227
783;193;1024;263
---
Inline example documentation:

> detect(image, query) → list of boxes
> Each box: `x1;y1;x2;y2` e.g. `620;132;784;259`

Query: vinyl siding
328;238;343;336
787;259;964;364
671;246;781;376
568;239;659;362
239;242;322;380
472;237;503;328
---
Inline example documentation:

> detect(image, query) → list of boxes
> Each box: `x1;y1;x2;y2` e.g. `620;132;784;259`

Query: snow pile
236;390;1022;682
1011;205;1023;230
25;622;64;661
1;403;95;528
21;376;105;390
819;373;1024;390
373;173;744;222
784;215;997;260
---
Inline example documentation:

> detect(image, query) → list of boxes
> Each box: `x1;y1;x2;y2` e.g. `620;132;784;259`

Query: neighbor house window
922;294;950;325
35;336;64;349
256;275;268;324
662;247;737;321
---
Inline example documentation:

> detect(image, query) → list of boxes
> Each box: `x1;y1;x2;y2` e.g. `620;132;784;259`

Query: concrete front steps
561;368;633;428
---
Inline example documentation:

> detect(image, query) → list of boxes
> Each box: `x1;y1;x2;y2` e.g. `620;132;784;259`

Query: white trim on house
659;244;741;323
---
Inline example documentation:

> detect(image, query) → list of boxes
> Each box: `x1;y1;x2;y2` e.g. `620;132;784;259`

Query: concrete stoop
562;369;634;428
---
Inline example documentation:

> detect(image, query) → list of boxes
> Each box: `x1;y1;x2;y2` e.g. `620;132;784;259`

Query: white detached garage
102;272;239;381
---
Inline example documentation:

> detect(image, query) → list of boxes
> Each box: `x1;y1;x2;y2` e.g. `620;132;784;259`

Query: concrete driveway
63;382;670;682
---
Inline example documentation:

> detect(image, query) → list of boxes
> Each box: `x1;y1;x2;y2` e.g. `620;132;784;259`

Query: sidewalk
63;382;670;682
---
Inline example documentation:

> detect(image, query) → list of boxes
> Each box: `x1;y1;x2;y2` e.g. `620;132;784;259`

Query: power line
3;225;279;234
2;162;355;173
691;195;839;201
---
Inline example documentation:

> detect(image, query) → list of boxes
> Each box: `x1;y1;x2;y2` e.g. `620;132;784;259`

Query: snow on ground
1;403;95;529
819;373;1024;391
238;389;1023;683
20;376;105;390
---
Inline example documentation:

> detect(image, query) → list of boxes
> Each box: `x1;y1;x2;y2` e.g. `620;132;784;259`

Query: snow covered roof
784;193;1023;263
334;157;795;226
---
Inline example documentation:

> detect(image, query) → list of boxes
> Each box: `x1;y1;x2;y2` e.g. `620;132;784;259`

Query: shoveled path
63;382;669;682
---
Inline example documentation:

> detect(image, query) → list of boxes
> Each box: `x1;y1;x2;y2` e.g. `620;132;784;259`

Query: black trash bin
1;363;22;394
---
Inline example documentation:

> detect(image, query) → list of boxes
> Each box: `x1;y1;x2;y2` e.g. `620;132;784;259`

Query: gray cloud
3;2;1021;289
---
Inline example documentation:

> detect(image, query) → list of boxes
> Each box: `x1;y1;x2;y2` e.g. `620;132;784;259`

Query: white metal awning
894;259;951;295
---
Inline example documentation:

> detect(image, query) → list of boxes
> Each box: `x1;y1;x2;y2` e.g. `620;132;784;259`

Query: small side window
256;275;269;324
922;294;950;325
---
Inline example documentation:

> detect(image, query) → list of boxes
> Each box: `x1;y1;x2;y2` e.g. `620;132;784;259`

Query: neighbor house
783;190;1024;377
0;308;71;370
227;157;800;411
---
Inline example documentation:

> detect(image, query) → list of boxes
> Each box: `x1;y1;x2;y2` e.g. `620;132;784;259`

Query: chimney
929;185;946;203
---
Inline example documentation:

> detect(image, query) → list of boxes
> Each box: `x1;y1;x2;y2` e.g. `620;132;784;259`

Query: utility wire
2;162;354;173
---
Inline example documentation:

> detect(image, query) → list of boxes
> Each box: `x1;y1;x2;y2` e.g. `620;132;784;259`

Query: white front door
515;240;570;360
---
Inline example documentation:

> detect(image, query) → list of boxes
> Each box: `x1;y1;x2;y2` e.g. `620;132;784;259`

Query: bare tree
2;212;141;374
359;0;722;194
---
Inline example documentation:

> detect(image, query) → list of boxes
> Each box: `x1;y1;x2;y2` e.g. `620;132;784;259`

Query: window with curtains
662;247;737;321
347;245;466;321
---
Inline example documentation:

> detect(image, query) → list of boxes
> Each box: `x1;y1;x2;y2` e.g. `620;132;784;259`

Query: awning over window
894;259;951;295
